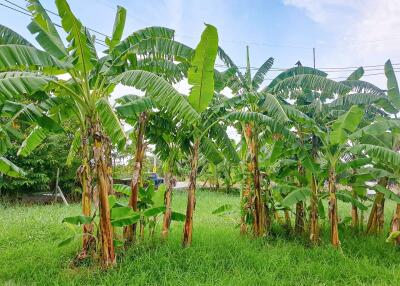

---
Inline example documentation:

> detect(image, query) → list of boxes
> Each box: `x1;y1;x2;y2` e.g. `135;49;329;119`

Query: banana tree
178;24;219;246
146;112;190;238
349;117;400;236
8;0;129;267
316;105;366;247
116;95;187;239
216;46;296;237
343;60;400;236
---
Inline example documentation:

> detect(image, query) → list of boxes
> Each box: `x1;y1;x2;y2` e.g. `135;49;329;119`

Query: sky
1;0;399;90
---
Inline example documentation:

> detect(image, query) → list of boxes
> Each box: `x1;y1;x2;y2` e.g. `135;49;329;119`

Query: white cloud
283;0;400;88
283;0;358;23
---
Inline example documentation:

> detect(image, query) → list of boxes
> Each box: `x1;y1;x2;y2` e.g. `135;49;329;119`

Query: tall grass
1;191;400;285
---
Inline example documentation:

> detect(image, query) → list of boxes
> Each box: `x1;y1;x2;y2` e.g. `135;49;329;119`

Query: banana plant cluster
2;0;400;270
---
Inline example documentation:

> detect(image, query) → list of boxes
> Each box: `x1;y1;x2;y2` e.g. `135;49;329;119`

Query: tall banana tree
217;46;296;236
317;105;366;247
350;117;400;237
1;0;129;267
181;24;218;247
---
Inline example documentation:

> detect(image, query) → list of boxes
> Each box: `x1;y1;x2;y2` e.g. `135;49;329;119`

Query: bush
0;133;80;196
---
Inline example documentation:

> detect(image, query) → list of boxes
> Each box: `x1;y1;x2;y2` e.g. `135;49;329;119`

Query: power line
330;72;399;80
215;63;400;73
1;0;108;47
1;0;399;74
0;1;29;16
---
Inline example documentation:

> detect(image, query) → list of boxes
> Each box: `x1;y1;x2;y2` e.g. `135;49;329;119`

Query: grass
1;190;400;285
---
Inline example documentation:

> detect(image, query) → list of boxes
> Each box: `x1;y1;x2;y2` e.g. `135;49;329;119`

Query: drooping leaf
111;206;140;227
187;24;218;113
143;206;166;217
200;136;223;165
0;72;52;101
0;45;71;71
374;184;400;203
261;92;289;123
96;98;127;150
113;184;131;196
350;144;400;168
208;123;240;164
112;26;175;55
351;119;400;139
266;66;327;91
66;130;81;166
112;70;200;125
3;101;63;132
386;231;400;243
224;111;296;141
0;24;33;46
281;188;311;207
336;157;372;174
346;67;364;81
62;215;92;225
272;74;350;96
212;204;233;214
328;93;394;114
384;59;400;110
57;235;75;247
336;191;367;210
214;67;237;92
340;80;385;96
152;184;166;207
135;59;187;83
17;126;48;157
252;57;274;90
0;157;25;177
27;0;68;59
330;105;363;145
171;212;186;221
116;97;154;118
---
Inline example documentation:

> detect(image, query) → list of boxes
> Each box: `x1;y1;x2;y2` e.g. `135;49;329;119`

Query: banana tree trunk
295;163;305;235
92;120;115;267
77;130;94;259
161;166;173;239
284;209;292;233
183;138;200;247
240;177;251;235
328;168;340;248
309;135;319;244
366;177;388;235
390;204;400;245
248;125;266;237
351;188;359;231
309;175;319;244
295;202;305;235
124;112;147;244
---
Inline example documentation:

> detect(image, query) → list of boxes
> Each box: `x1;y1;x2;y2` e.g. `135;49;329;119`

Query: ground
1;191;400;285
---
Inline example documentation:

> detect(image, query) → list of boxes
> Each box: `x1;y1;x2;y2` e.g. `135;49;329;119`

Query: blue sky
1;0;399;88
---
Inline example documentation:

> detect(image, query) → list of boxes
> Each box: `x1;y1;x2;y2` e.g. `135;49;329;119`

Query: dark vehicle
147;173;164;188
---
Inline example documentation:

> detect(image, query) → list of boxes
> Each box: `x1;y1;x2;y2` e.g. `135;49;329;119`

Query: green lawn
1;191;400;285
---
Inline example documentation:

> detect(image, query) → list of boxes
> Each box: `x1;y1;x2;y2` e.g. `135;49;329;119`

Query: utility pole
313;47;316;70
